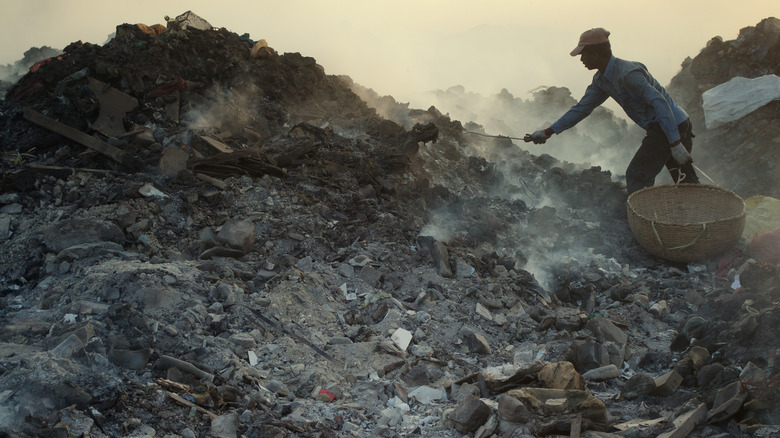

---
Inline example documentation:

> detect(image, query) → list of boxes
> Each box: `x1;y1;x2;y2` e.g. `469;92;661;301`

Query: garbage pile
0;11;778;438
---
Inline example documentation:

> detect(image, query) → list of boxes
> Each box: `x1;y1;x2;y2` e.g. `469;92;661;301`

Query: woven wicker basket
627;184;746;263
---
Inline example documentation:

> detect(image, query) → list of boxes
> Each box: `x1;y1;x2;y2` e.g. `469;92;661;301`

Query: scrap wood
612;417;665;431
243;127;263;143
118;125;149;138
27;164;116;177
196;172;228;190
155;378;191;393
570;414;581;438
273;140;320;168
198;135;234;154
239;304;335;363
166;391;218;419
22;107;142;171
188;148;284;179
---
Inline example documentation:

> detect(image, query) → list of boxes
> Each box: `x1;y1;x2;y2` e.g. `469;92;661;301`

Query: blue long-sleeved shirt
550;56;688;144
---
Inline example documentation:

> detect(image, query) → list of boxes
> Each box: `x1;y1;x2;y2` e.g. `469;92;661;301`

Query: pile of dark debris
0;11;778;438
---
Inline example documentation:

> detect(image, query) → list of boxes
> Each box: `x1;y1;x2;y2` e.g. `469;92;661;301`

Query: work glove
670;143;692;165
528;129;551;144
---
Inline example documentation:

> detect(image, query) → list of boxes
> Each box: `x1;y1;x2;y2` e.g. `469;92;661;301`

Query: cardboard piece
87;77;138;137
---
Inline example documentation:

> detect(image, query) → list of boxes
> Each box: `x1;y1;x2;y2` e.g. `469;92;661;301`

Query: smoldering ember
0;11;779;438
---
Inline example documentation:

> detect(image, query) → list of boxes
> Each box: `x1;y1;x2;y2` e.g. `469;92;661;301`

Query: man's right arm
549;83;609;135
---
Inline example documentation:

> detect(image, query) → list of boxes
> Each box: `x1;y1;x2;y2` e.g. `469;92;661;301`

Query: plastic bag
742;195;780;240
749;228;780;264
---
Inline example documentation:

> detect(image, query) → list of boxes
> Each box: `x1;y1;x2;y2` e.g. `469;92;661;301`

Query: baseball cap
570;28;610;56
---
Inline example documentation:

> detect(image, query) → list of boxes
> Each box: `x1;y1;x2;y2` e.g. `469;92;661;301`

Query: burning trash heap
0;11;778;438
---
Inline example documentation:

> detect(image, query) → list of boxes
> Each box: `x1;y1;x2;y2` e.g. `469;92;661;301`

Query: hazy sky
1;0;777;109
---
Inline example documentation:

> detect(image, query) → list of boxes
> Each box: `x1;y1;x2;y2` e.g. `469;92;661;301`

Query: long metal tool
240;304;336;362
464;131;533;142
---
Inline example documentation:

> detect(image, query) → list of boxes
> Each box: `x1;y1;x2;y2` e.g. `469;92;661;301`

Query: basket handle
693;164;719;186
672;165;719;186
651;222;709;252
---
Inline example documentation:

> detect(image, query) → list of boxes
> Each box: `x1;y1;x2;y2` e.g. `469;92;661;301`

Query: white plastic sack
701;74;780;129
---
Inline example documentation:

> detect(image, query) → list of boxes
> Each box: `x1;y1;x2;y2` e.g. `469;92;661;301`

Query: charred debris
0;11;778;438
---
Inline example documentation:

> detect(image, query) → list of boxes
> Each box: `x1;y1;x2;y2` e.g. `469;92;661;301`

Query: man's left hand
670;143;692;165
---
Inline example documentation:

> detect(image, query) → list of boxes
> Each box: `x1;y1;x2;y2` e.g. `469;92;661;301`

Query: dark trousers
626;119;699;195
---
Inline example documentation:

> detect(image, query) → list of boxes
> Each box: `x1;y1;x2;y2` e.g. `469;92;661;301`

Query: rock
108;348;153;370
455;257;476;278
229;332;257;351
586;316;628;345
460;327;492;355
697;363;725;387
430;240;453;278
1;203;22;214
57;241;124;261
210;412;239;438
473;413;498;438
682;316;708;340
409;344;433;358
567;341;611;372
403;363;441;387
359;264;382;287
739;361;766;384
649;300;669;318
0;216;10;241
43;219;125;252
537;361;585;390
449;394;491;434
338;263;355;277
652;370;684;397
621;373;656;400
216;219;256;253
476;302;493;321
582;364;620;381
498;392;530;423
58;406;95;437
706;381;747;423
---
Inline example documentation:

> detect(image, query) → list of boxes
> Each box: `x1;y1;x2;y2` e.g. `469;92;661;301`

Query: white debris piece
138;183;168;198
407;385;446;404
391;328;413;351
702;74;780;129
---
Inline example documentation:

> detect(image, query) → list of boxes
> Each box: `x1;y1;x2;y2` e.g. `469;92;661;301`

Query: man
528;28;699;194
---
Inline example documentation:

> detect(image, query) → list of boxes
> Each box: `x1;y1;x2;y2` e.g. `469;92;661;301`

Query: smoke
182;84;255;132
423;84;644;178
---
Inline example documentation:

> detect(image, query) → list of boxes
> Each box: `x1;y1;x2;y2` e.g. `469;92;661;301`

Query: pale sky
1;0;777;108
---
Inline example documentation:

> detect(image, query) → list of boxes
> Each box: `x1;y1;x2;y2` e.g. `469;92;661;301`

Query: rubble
0;11;778;438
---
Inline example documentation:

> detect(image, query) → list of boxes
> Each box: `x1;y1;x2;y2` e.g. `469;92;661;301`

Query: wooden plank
570;414;581;438
22;107;142;171
199;135;234;154
165;391;218;419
